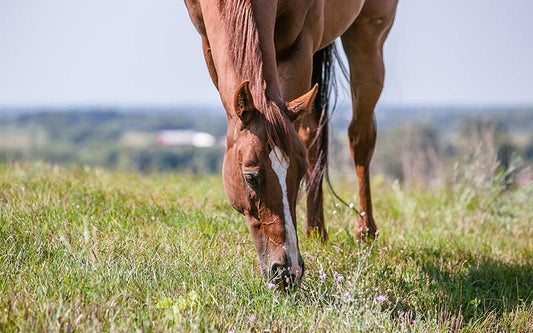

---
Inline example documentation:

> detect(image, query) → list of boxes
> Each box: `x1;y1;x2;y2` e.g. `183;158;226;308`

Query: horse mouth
269;264;301;290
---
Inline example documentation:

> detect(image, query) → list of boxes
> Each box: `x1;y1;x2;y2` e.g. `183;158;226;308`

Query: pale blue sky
0;0;532;107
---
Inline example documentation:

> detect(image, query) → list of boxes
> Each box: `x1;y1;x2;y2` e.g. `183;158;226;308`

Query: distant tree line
0;108;532;184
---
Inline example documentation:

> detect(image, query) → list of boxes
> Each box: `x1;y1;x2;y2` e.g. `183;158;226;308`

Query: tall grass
0;161;532;332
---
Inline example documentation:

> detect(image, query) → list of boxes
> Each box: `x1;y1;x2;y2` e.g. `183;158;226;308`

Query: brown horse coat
184;0;398;287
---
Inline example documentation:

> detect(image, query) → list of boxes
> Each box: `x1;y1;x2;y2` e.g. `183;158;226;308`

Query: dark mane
219;0;292;154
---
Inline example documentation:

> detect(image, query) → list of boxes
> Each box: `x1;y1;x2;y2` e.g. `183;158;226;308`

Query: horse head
223;81;318;288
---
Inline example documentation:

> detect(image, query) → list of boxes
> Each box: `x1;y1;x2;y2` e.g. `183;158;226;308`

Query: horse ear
285;84;319;122
234;81;256;125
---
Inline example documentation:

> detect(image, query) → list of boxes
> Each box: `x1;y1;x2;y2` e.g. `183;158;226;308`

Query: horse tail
306;44;333;200
309;42;354;210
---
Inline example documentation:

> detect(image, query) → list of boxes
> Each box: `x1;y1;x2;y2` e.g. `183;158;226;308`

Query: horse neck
201;0;283;116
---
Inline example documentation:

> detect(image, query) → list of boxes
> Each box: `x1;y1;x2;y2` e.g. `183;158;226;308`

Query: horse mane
219;0;293;154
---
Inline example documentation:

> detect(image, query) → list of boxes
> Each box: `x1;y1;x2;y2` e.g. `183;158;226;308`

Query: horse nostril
270;262;304;290
270;263;284;278
270;263;291;287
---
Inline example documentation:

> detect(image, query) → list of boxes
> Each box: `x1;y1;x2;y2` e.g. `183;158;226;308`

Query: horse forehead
236;129;264;152
235;130;301;170
239;138;265;158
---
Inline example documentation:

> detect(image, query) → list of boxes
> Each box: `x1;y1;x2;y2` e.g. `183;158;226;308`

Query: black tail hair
307;43;336;201
308;42;359;213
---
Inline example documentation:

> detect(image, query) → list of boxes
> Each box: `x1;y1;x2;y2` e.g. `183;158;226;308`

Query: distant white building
156;130;216;148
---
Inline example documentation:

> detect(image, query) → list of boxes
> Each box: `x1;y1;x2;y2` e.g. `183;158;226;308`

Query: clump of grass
0;162;532;332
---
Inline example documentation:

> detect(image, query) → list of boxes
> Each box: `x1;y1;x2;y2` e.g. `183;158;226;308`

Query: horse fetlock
355;213;378;241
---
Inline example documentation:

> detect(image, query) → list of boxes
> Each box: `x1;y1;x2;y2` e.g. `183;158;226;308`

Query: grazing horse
184;0;398;287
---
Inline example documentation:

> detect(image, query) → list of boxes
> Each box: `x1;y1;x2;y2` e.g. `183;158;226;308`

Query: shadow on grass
392;247;533;323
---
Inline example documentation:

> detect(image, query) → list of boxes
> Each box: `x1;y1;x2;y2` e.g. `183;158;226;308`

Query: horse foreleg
277;40;327;241
299;111;327;240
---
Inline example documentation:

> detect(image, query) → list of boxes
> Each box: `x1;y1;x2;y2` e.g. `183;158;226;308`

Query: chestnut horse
184;0;398;287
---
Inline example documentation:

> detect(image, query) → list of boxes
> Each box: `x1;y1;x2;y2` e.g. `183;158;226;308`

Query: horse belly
320;0;365;48
274;0;366;52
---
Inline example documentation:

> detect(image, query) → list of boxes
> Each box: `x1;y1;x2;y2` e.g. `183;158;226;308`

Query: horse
184;0;398;288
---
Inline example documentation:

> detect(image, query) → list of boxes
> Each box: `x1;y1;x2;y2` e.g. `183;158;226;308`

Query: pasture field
0;162;532;332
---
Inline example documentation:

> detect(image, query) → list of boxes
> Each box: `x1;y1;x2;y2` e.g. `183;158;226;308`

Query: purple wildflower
375;295;388;303
336;275;344;282
249;314;257;323
319;273;327;280
343;292;353;302
267;282;276;290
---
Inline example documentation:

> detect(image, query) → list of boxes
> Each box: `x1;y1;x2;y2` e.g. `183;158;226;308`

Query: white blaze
269;147;301;276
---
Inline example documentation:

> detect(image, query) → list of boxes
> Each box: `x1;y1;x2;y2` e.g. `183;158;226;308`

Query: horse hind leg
340;1;397;241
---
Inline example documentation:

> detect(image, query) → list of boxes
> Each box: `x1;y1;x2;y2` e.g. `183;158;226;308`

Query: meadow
0;162;532;332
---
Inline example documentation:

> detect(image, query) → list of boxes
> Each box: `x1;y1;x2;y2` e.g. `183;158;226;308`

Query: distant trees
0;108;531;185
369;116;529;188
0;109;227;174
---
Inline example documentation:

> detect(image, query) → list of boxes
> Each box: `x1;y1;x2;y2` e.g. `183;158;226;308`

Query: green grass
1;162;532;332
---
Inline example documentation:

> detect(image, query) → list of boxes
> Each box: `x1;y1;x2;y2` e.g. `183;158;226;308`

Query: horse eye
243;172;259;186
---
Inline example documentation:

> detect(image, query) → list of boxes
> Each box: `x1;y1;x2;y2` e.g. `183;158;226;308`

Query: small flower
267;282;276;290
227;330;234;333
375;295;388;303
336;275;344;282
249;314;257;323
332;210;337;215
349;202;354;209
319;273;327;280
342;292;353;302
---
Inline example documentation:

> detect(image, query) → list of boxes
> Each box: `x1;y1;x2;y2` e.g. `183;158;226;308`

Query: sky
0;0;532;108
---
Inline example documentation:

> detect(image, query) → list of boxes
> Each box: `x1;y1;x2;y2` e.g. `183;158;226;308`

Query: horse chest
184;0;207;35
